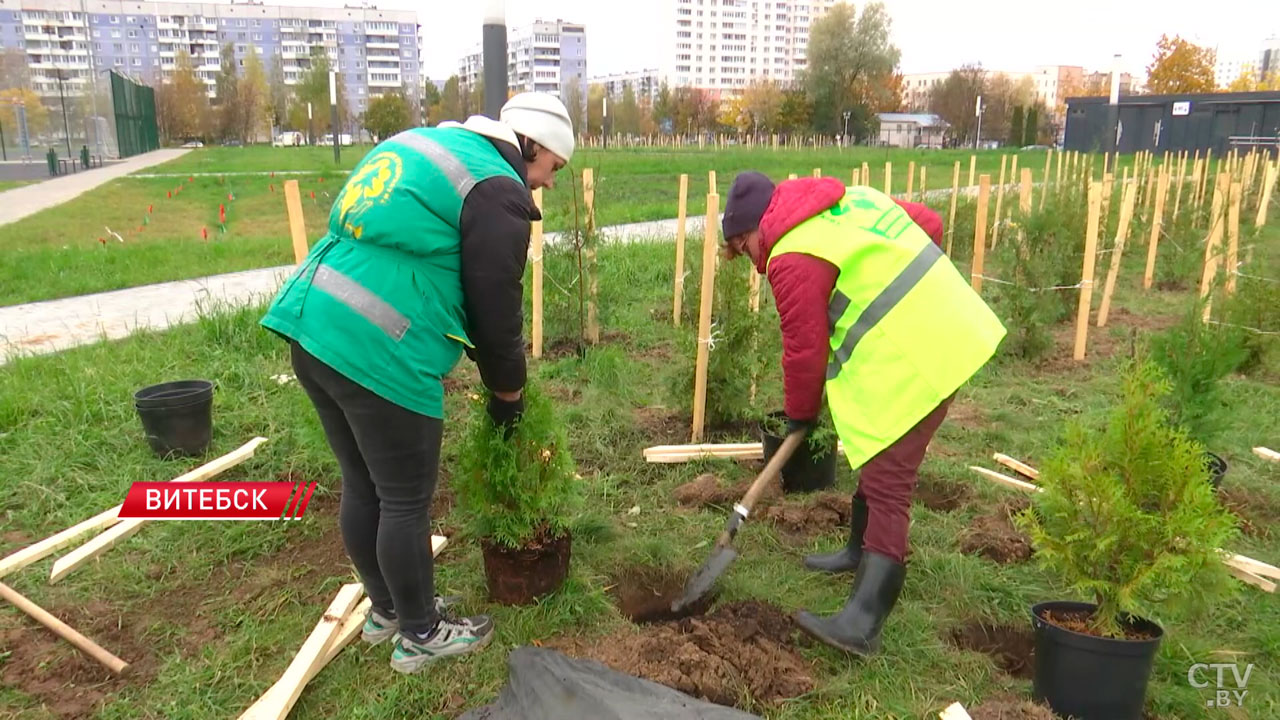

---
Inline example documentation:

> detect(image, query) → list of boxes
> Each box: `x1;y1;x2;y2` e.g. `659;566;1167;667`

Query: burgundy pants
855;395;953;563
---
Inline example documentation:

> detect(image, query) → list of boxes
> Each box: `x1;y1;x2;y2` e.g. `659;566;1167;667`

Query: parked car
273;131;306;147
318;133;354;147
222;139;243;147
180;140;204;148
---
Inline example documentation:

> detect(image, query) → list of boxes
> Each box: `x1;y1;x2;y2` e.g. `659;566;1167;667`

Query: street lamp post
55;68;73;157
329;71;339;164
482;0;508;119
974;94;984;150
843;110;851;146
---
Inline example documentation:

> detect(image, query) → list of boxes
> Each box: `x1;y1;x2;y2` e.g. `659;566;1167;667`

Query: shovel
671;430;806;613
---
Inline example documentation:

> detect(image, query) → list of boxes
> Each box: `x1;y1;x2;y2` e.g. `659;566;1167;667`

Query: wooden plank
1254;447;1280;462
49;437;269;584
645;442;848;463
0;581;130;675
1144;169;1170;290
0;508;121;580
969;466;1042;494
993;453;1041;480
691;192;720;443
673;174;689;327
283;180;309;264
1074;181;1102;360
1225;563;1277;593
530;188;544;358
238;583;365;720
1223;552;1280;581
1097;180;1139;327
971;175;990;293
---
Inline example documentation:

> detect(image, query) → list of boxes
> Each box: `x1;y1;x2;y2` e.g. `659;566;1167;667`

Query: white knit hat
500;92;575;163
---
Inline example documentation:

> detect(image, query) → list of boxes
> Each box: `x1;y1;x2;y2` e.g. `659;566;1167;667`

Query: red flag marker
167;190;172;198
201;227;208;240
98;237;106;245
310;190;315;200
137;226;144;233
270;184;275;193
148;204;153;214
188;176;194;183
271;171;275;178
228;192;234;201
318;176;324;183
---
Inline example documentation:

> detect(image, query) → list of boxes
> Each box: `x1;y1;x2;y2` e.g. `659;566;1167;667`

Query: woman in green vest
260;93;574;674
720;171;1006;656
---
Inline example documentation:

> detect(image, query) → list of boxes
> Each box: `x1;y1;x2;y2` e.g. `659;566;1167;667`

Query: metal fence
110;71;159;158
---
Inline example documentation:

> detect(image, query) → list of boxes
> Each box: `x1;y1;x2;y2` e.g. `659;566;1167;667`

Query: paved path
0;149;189;227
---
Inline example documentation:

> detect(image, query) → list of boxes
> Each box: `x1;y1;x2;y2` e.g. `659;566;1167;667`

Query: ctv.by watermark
1188;663;1255;708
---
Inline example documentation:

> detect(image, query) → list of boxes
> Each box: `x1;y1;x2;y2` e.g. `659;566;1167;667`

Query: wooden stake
691;191;720;443
673;174;689;327
1199;174;1228;322
584;168;599;344
920;165;927;198
991;156;1007;247
1143;170;1170;290
993;453;1040;480
1144;167;1158;219
1254;446;1280;463
1073;181;1102;361
48;438;269;583
1099;173;1114;240
946;160;960;255
813;167;821;178
968;155;976;188
1258;161;1277;228
971;175;990;293
1226;180;1241;295
884;161;892;196
238;583;365;720
906;161;915;200
852;168;860;186
1055;147;1064;187
0;581;130;675
1040;149;1053;210
283;180;309;264
940;702;974;720
862;162;870;189
1173;154;1189;220
1007;155;1019;221
0;509;120;580
1102;151;1110;176
1019;167;1032;215
530;188;544;358
1097;181;1138;327
969;466;1042;494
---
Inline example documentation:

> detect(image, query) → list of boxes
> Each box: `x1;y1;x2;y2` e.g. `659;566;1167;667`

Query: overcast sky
268;0;1279;81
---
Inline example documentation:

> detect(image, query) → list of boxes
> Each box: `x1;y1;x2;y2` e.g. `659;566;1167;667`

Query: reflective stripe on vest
312;265;411;341
389;130;478;199
825;242;943;380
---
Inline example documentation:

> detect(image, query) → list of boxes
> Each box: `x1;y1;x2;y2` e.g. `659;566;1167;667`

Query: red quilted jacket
755;178;945;421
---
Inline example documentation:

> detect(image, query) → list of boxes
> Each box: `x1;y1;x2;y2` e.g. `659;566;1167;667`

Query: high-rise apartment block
661;0;837;98
458;19;586;99
0;0;421;118
590;68;661;104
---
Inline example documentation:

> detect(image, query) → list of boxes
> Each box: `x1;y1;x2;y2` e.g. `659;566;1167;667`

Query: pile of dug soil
555;601;814;708
759;493;852;538
959;501;1033;564
672;474;781;509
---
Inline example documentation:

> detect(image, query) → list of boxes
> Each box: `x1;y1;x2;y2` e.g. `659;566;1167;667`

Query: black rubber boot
794;551;906;656
803;496;869;573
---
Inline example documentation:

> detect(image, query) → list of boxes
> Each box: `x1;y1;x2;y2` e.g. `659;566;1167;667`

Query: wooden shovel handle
741;431;805;514
0;581;129;675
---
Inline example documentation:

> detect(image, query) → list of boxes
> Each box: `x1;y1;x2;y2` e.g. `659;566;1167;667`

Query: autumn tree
1009;105;1024;147
776;87;814;134
0;88;49;140
718;94;750;134
562;76;585;132
422;79;441;124
238;46;269;142
586;83;606;135
1226;63;1280;92
741;78;783;135
671;86;717;134
363;92;411;141
162;50;210;141
929;64;984;145
267;55;289;131
0;48;30;90
803;1;900;137
215;44;241;139
613;84;642;136
292;49;348;132
1146;35;1216;94
437;76;466;123
652;81;673;132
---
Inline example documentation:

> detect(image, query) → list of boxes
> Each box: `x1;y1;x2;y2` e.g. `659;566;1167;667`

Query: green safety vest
261;126;525;419
768;186;1007;470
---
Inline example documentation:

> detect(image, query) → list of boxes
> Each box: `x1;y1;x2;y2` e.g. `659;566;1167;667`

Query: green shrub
1220;269;1280;375
1148;301;1248;446
759;405;840;459
1015;359;1239;638
1152;211;1204;291
454;385;583;550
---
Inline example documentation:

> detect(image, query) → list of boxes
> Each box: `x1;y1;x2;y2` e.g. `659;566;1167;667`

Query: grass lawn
0;201;1276;719
0;144;1143;307
0;180;34;193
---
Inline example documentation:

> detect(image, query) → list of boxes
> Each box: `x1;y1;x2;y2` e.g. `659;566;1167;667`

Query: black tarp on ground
458;647;762;720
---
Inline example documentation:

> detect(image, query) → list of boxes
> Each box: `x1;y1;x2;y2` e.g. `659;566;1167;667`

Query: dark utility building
1064;91;1280;156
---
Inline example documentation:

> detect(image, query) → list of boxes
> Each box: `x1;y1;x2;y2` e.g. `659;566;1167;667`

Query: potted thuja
456;385;583;605
1014;360;1239;720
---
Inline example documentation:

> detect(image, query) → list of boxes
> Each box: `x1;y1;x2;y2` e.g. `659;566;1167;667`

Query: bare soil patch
915;475;972;512
635;405;688;445
967;695;1057;720
673;473;780;509
759;493;852;539
959;501;1033;564
608;565;715;624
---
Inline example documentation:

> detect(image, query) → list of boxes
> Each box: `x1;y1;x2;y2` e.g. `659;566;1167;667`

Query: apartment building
458;19;586;99
903;66;1087;114
0;0;421;118
1216;35;1280;87
591;68;661;104
661;0;838;99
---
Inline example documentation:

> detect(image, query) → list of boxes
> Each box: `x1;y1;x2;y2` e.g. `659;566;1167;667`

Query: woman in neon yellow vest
721;171;1006;655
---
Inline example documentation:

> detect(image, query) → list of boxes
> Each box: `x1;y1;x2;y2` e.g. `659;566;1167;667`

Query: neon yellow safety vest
768;186;1007;470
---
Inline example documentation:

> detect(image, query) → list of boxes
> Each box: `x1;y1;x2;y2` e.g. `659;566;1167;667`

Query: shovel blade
671;545;738;613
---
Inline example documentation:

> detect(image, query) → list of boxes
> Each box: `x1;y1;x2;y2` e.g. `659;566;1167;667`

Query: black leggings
290;342;442;634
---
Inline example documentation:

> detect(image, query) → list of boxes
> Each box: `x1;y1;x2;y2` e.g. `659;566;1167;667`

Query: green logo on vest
339;151;403;238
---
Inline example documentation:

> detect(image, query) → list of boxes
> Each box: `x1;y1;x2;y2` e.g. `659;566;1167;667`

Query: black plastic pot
760;411;838;493
1031;601;1163;720
1205;452;1228;489
134;380;214;457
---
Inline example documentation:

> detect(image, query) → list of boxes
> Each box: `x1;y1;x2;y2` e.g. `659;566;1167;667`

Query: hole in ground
915;475;972;512
959;500;1033;564
609;566;715;624
948;621;1035;679
552;600;815;708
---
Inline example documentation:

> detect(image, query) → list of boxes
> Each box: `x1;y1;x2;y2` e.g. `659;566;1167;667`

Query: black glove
787;416;816;436
487;394;525;439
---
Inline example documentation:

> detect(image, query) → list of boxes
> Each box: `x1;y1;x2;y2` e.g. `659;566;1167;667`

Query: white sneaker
361;596;458;645
389;613;495;674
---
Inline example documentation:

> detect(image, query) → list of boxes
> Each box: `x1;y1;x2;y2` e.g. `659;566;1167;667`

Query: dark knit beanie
722;171;776;240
